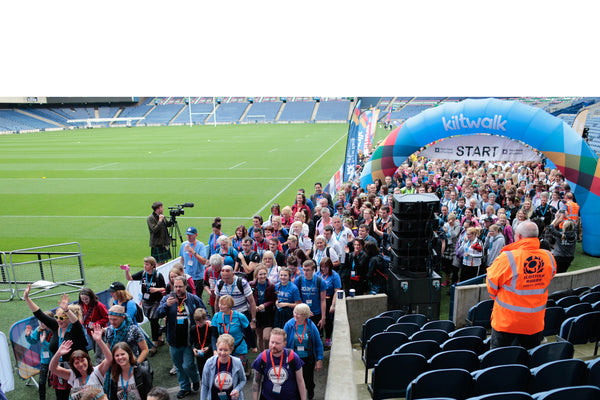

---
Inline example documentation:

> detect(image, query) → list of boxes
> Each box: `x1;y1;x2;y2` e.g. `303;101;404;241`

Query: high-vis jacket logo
442;114;507;132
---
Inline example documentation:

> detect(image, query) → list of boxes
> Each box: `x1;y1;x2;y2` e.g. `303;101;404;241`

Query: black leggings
38;363;49;400
324;297;334;340
149;317;161;341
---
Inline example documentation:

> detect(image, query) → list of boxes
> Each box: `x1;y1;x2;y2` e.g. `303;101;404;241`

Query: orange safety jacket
486;237;556;335
566;200;580;222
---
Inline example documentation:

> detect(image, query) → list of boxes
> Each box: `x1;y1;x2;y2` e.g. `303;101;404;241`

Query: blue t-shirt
219;247;238;268
180;240;207;280
275;282;301;306
316;271;342;297
293;275;326;316
211;311;249;356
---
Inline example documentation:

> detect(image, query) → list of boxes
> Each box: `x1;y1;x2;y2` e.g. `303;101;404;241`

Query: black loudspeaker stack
388;193;442;319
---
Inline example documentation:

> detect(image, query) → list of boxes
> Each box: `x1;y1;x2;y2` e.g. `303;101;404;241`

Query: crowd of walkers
22;156;581;400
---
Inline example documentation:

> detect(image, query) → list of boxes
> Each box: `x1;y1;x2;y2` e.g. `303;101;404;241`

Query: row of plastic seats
408;386;600;400
364;333;575;386
557;310;600;355
368;341;578;397
396;357;600;400
360;312;456;356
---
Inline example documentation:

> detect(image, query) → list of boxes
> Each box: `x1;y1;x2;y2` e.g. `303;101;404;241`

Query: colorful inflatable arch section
360;98;600;256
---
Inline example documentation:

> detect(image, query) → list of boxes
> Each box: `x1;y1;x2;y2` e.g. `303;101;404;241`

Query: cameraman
147;201;173;265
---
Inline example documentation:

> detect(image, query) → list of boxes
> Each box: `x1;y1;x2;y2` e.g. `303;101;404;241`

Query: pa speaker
392;193;439;219
392;214;438;237
391;232;430;256
390;249;429;277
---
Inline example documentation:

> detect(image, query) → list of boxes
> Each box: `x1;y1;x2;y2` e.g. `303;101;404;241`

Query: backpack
134;302;144;323
217;277;245;293
260;349;296;370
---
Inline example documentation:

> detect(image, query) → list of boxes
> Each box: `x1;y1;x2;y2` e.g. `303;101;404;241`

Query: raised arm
48;339;73;381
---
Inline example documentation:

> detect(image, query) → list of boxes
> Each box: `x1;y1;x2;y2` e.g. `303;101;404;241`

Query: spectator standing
157;276;206;398
486;221;556;349
294;260;326;330
316;258;341;347
180;226;208;292
251;328;306;400
78;288;109;363
250;265;277;353
25;311;54;400
200;334;246;400
103;305;149;364
147;201;173;265
122;257;166;354
283;304;324;400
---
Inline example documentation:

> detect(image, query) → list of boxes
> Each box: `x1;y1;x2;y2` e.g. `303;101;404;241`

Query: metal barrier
0;252;15;302
6;242;85;300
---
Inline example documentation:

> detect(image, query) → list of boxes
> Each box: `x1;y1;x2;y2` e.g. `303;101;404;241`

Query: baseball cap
108;281;126;292
483;216;494;223
186;226;198;235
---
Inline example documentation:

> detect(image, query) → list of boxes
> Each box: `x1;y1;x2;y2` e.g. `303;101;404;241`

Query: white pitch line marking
269;148;278;153
0;177;292;181
0;215;251;220
162;149;177;154
88;162;120;170
254;131;347;216
229;161;247;170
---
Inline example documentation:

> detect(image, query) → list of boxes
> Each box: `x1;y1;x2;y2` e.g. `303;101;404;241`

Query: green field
0;123;352;397
0;124;349;267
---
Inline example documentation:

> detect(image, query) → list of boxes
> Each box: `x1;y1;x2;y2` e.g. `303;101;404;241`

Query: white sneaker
170;365;177;375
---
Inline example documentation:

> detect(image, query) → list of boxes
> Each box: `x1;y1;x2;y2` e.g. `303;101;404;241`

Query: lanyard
295;322;307;345
58;327;64;347
177;296;187;314
211;269;221;287
315;249;325;265
302;277;315;296
143;271;154;293
233;238;242;252
488;236;495;251
277;282;289;300
269;350;284;382
120;366;133;399
217;357;231;391
225;278;237;296
78;373;90;387
196;323;209;349
221;311;233;334
334;229;343;241
257;282;266;304
210;234;218;253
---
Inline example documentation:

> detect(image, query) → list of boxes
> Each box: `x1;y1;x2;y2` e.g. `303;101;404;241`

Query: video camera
168;202;194;220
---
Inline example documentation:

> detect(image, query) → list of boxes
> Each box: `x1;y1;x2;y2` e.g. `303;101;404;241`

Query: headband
108;311;126;317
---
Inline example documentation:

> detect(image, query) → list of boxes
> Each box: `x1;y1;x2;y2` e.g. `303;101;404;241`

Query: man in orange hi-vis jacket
486;220;556;349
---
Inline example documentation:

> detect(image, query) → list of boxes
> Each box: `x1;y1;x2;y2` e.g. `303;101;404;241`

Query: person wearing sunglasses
24;284;89;400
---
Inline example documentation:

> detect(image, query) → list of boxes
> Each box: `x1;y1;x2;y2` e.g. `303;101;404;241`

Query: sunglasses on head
54;315;68;320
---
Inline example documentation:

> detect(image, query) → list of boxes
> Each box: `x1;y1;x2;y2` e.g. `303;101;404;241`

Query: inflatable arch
360;98;600;256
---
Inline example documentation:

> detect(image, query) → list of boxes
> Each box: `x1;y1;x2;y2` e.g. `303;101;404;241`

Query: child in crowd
190;308;215;383
25;311;54;400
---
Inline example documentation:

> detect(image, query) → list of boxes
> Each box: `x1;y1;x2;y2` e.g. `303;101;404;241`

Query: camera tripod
168;217;184;259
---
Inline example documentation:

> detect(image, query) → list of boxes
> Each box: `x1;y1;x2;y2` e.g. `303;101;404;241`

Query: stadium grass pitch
0;123;350;268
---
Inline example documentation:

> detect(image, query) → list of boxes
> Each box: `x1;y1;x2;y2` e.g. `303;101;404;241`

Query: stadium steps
109;108;124;127
239;102;252;123
169;104;187;125
136;104;156;126
14;108;66;128
311;101;320;121
205;104;220;124
275;102;285;121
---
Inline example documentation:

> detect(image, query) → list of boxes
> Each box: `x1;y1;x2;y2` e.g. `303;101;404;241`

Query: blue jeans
170;345;200;391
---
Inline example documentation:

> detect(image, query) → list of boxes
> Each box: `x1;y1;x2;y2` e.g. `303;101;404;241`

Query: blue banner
343;100;361;182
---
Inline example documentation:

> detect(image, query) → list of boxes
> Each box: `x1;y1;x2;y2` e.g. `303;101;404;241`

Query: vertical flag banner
356;111;370;157
343;100;361;182
364;109;379;154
